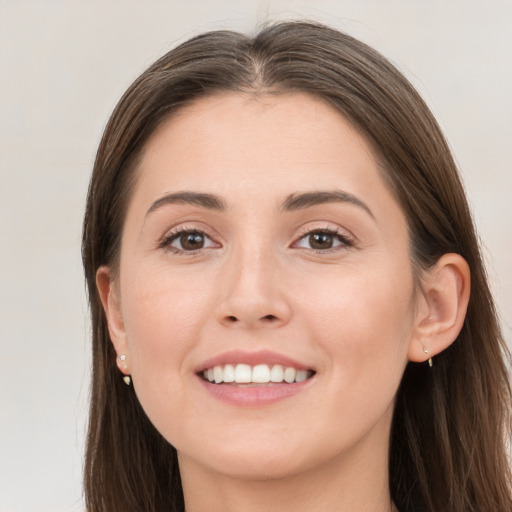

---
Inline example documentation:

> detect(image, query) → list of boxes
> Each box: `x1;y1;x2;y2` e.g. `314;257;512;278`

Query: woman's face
104;92;422;480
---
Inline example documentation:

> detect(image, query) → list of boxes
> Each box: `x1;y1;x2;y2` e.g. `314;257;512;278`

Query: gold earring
423;347;433;367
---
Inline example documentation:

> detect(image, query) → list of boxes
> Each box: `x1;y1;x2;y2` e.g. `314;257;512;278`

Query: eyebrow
146;191;226;217
281;190;374;219
146;189;374;219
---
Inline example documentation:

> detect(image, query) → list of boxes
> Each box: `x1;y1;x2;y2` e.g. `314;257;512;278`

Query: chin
176;431;329;483
204;452;309;482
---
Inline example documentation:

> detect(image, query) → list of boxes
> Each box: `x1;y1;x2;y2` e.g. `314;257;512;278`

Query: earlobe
96;266;131;374
408;253;471;364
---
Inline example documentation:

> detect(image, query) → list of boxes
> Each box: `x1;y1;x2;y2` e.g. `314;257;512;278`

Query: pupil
309;232;333;249
181;232;204;250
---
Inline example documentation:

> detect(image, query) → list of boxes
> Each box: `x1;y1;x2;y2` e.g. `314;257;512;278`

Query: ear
96;266;131;375
408;253;471;363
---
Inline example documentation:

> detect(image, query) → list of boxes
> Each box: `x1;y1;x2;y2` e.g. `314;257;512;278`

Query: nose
215;245;292;329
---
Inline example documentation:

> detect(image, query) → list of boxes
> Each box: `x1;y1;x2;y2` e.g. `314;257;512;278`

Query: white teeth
295;370;309;383
223;364;235;383
213;365;223;384
283;367;296;383
202;363;313;385
270;364;284;382
234;364;252;383
252;364;270;383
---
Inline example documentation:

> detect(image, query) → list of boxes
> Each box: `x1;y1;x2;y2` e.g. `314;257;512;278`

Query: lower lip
198;377;314;407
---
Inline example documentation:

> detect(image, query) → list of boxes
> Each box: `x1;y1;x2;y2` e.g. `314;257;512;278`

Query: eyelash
159;226;354;255
293;226;354;254
159;226;217;254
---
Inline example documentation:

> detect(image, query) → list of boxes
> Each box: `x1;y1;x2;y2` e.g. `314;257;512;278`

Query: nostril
222;313;281;325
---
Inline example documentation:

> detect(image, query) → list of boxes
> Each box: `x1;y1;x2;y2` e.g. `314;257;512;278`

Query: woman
82;21;511;511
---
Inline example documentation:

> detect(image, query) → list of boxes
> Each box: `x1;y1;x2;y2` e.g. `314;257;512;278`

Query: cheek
120;264;213;378
297;259;415;377
119;266;218;439
291;262;414;442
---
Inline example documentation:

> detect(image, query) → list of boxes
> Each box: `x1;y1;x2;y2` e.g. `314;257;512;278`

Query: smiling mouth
200;363;315;385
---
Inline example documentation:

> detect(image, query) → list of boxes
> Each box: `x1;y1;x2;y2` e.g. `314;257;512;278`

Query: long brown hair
82;21;511;511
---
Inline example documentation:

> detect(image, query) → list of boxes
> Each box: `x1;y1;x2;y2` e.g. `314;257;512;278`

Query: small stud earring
119;354;128;371
423;347;433;367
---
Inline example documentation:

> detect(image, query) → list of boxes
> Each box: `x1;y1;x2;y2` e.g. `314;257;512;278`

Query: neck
179;434;396;512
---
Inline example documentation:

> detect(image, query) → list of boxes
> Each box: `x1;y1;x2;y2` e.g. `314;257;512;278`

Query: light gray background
1;1;510;511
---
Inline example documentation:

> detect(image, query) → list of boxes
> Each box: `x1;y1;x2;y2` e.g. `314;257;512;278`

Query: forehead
135;92;384;196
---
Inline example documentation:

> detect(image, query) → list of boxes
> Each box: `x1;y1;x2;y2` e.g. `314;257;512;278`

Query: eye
161;229;218;253
294;228;353;251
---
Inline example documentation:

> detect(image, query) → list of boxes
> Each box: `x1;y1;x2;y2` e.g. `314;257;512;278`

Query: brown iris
308;232;334;250
180;231;205;250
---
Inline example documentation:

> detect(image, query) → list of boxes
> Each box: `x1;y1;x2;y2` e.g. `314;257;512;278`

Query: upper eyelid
294;222;356;241
162;223;217;240
297;225;345;236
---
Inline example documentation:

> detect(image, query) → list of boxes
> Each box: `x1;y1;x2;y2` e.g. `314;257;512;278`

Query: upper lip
196;349;313;373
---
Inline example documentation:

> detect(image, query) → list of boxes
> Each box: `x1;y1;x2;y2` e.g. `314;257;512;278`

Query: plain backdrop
0;1;510;511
